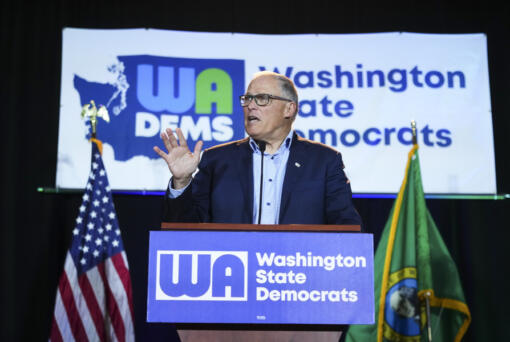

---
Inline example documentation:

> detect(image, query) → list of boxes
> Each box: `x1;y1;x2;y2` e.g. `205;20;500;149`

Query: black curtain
2;0;509;341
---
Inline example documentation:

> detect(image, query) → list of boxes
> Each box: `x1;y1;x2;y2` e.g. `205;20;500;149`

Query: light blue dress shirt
169;130;294;224
250;130;293;224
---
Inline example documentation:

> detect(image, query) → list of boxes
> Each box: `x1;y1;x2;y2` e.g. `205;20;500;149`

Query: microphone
256;140;266;153
256;140;266;224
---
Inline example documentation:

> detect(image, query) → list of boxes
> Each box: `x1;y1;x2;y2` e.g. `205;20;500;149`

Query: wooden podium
158;222;362;342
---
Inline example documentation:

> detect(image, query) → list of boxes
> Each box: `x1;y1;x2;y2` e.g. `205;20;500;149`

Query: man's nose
247;98;259;110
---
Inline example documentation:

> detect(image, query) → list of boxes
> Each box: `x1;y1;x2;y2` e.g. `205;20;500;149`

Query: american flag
50;141;135;342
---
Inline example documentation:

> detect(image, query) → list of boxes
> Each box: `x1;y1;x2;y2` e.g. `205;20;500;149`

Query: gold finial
80;100;110;138
411;120;417;145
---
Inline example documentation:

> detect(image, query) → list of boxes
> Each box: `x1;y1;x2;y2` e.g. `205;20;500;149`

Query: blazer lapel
236;139;254;222
279;133;307;222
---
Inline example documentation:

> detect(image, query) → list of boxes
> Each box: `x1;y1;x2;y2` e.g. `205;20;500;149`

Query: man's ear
284;102;297;119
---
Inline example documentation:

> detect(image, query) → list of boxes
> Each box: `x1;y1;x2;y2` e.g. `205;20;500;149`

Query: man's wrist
173;176;192;190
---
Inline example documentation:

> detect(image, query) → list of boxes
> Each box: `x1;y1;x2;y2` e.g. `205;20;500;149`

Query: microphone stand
256;141;266;224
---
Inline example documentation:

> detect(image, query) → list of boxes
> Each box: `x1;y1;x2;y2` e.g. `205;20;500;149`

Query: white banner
57;28;496;193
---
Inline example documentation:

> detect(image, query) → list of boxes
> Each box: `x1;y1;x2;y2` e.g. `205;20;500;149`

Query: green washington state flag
346;145;471;342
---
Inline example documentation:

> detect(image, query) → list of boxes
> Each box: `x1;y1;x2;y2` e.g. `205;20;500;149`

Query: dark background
2;0;509;341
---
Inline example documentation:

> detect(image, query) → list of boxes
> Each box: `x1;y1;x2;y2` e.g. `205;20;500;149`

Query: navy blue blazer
164;132;361;226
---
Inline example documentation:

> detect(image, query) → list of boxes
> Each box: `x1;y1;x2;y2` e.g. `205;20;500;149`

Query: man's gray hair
252;71;299;115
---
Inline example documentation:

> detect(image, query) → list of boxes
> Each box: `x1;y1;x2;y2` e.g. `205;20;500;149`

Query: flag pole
411;120;417;145
412;120;433;342
425;291;433;342
410;120;433;341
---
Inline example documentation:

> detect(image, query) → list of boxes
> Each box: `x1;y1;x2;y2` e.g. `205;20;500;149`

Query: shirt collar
249;130;294;154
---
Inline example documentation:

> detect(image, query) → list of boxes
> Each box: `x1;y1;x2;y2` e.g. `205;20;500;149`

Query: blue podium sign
147;230;374;325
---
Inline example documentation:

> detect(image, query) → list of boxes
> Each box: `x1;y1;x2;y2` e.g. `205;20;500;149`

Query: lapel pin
295;162;301;168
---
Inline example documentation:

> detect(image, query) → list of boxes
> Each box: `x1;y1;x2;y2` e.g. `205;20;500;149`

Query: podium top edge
160;222;361;232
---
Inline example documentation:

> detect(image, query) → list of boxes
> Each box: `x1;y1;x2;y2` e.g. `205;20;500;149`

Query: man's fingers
153;146;168;159
160;131;173;152
166;128;179;148
175;128;188;148
193;140;203;157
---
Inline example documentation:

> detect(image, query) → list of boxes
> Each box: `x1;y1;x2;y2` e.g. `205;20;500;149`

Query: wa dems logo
74;55;245;161
155;251;248;301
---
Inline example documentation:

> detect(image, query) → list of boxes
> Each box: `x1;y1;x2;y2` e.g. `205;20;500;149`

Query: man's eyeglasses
240;93;293;107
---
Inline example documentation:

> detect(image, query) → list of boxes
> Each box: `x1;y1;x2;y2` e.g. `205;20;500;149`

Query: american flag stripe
51;292;72;342
112;252;135;321
104;313;119;342
86;267;106;316
50;317;64;342
109;255;135;341
103;313;120;342
121;251;129;270
98;262;126;342
107;256;135;342
59;272;89;341
79;272;106;341
64;254;101;341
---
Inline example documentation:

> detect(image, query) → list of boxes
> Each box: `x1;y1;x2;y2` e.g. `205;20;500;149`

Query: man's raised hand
153;128;203;189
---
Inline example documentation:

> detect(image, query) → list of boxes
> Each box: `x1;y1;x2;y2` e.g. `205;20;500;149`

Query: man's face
243;75;294;143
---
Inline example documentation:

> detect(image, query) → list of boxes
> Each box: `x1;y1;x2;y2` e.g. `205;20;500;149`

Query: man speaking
154;71;361;226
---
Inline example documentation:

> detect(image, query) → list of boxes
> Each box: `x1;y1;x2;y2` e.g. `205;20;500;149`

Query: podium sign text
147;230;374;324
